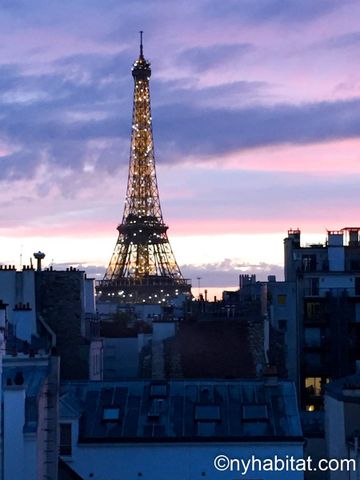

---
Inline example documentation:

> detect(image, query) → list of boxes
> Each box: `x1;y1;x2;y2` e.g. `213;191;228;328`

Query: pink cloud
211;138;360;174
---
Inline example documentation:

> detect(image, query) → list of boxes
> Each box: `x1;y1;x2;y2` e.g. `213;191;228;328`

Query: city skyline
1;1;360;290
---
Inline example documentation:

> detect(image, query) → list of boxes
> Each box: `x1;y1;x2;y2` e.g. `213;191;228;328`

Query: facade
0;262;97;379
0;265;38;343
324;373;360;480
2;354;60;480
35;268;96;379
238;274;296;380
284;228;360;410
265;278;298;383
59;379;304;480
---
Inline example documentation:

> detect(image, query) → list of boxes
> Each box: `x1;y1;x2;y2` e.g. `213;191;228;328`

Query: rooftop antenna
140;30;144;57
197;276;202;299
19;244;23;269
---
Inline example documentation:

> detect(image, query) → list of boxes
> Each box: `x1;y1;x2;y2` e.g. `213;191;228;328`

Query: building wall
344;401;360;439
103;337;139;379
66;441;304;480
23;436;37;480
324;394;346;468
12;309;37;342
152;321;176;342
268;281;298;383
35;270;89;379
3;387;27;480
2;355;60;480
84;278;96;315
0;269;37;338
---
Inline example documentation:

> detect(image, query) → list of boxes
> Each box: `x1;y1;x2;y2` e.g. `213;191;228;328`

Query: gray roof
60;379;302;443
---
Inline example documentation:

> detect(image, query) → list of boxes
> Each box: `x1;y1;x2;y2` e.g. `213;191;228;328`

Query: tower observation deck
97;33;191;303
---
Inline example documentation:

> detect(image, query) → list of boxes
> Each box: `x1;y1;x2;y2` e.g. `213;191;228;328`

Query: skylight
195;405;221;422
242;404;269;421
103;407;120;421
150;383;168;398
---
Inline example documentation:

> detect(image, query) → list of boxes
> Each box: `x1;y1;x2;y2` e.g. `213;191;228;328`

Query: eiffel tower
98;33;191;303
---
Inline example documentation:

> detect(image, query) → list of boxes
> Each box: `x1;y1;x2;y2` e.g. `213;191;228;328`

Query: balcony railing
303;287;360;297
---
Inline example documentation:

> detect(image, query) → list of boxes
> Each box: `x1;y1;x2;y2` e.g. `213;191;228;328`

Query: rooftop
60;379;302;443
325;373;360;403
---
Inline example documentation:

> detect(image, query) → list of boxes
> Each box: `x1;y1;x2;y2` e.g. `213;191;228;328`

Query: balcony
303;287;359;298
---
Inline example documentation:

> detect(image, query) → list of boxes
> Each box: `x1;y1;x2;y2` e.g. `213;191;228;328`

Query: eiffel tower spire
99;34;191;303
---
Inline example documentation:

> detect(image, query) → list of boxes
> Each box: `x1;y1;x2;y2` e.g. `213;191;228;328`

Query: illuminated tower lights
98;33;191;303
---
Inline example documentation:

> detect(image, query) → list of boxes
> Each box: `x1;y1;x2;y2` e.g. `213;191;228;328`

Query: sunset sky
1;0;360;290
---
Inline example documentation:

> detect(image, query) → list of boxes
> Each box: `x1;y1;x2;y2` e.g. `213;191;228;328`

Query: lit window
305;377;329;396
277;295;287;305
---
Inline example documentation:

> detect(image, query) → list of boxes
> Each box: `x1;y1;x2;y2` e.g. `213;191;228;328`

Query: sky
1;0;360;291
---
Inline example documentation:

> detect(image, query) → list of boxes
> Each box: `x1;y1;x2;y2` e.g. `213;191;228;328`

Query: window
195;405;221;436
150;383;168;398
195;405;221;422
355;278;360;296
59;423;72;456
305;352;321;369
306;302;321;320
305;377;330;396
102;407;120;421
242;404;269;421
197;421;217;436
279;320;287;331
309;278;320;296
277;295;286;305
148;399;163;419
302;254;317;272
305;328;321;347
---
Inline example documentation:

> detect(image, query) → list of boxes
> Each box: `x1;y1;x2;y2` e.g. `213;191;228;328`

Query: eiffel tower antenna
139;30;143;56
98;35;191;303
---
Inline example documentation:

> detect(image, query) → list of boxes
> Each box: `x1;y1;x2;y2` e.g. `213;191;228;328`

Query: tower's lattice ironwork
98;34;190;302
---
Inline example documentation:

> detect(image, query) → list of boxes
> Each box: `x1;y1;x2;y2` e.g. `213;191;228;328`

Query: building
0;261;97;379
35;267;96;379
2;354;60;480
256;276;297;384
284;228;360;410
59;379;304;480
324;373;360;480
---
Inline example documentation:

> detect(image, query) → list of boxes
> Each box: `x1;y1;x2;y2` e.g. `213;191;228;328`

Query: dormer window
102;407;120;422
242;404;269;422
